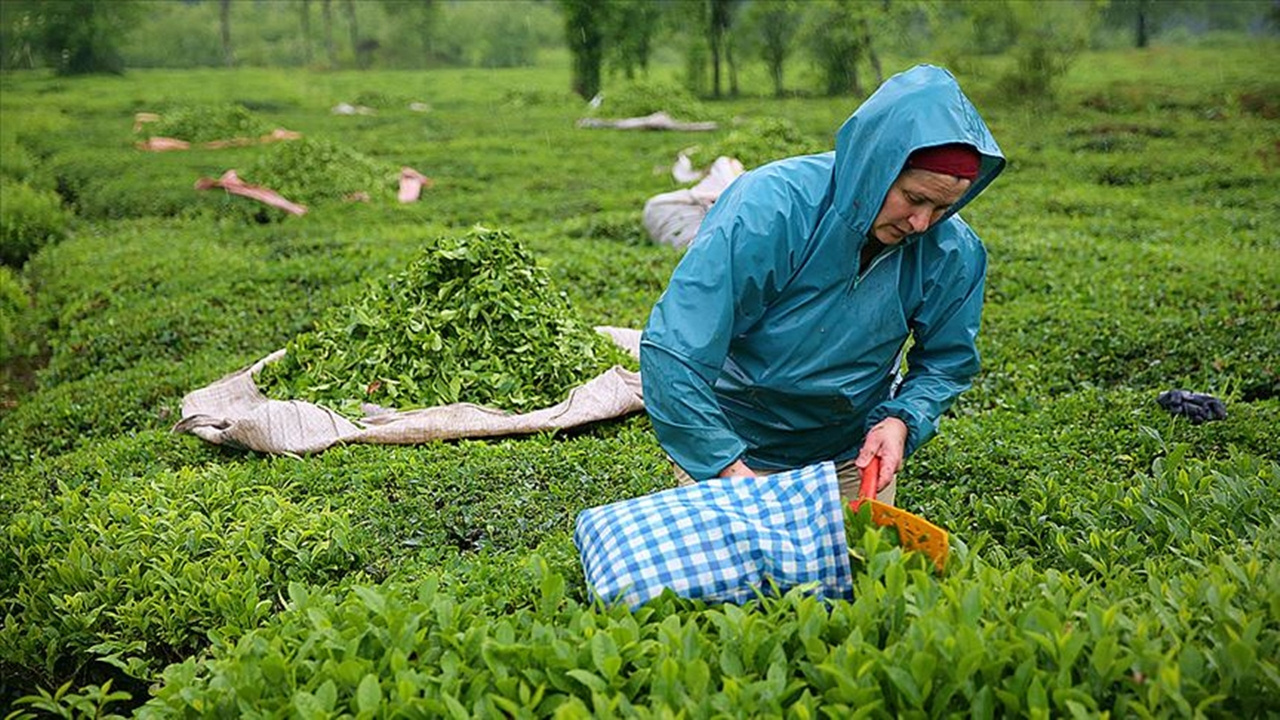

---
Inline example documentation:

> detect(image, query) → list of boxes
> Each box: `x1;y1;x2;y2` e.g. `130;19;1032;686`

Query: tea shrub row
130;504;1280;718
0;265;29;361
0;466;366;691
257;227;631;416
688;117;826;170
0;181;70;267
39;149;219;222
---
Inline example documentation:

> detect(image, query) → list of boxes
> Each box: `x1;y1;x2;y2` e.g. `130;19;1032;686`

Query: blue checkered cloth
574;461;853;608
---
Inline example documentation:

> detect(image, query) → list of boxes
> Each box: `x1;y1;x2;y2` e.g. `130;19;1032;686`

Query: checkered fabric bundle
574;462;853;609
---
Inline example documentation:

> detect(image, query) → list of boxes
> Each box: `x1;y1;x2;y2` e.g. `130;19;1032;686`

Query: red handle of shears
857;456;881;504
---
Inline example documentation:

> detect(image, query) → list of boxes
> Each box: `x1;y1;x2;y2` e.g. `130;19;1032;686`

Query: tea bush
0;141;38;182
687;116;826;170
135;516;1280;718
0;180;71;266
39;148;229;222
0;359;207;470
0;466;366;693
0;264;29;360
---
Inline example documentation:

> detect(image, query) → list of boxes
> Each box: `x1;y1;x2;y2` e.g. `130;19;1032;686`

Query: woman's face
870;169;971;245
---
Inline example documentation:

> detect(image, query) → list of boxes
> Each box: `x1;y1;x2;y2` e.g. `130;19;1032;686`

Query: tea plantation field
1;42;1278;717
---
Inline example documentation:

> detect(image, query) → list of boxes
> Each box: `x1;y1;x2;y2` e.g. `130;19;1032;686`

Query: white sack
174;327;645;456
643;156;745;248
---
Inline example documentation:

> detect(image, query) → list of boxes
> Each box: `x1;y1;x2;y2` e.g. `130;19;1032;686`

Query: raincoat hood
832;64;1004;239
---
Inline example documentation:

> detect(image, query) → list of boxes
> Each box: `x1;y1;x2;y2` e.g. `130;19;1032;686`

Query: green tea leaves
257;227;628;417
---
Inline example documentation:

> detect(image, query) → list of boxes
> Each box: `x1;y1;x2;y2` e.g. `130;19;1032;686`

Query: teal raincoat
640;65;1006;481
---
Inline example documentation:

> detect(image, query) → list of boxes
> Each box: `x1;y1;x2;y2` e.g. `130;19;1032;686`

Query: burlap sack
174;327;644;456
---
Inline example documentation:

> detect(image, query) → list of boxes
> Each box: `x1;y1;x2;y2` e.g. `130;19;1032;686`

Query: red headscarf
907;144;981;180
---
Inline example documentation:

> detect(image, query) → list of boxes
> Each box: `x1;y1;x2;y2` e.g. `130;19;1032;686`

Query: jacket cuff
865;404;926;457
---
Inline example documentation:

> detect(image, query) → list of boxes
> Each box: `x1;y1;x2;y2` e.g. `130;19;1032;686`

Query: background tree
378;0;442;68
604;0;660;79
300;0;313;65
473;2;548;68
664;0;710;96
997;0;1101;99
322;0;337;69
220;0;233;67
706;0;735;97
343;0;366;69
803;0;869;96
741;0;803;97
560;0;609;100
1136;0;1151;47
860;8;884;86
8;0;140;75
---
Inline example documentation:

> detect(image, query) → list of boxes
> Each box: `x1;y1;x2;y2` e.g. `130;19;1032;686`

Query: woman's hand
855;417;908;491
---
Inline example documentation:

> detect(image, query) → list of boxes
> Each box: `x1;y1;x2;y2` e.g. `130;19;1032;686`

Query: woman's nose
909;208;931;232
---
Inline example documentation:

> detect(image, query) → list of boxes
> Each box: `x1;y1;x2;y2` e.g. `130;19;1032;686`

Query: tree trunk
343;0;362;68
709;26;722;96
708;0;732;99
861;16;882;86
727;40;738;97
300;0;312;64
322;0;337;69
220;0;233;67
1136;0;1150;48
561;0;604;100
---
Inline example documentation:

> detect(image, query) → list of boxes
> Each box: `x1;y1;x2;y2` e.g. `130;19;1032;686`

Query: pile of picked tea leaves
691;117;824;169
256;227;631;417
146;104;273;143
245;137;398;205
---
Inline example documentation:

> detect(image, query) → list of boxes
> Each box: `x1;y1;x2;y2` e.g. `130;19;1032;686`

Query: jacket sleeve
640;172;799;480
866;229;986;457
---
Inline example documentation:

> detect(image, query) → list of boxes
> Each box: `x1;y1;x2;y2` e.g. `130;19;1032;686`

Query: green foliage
932;0;1102;100
689;116;825;169
0;264;30;361
802;0;871;96
38;147;223;222
241;136;398;208
6;679;131;720
3;0;140;75
593;79;708;120
257;227;629;416
144;103;272;143
740;0;805;97
3;44;1280;715
997;1;1102;100
603;0;661;79
0;180;70;267
560;0;607;100
0;466;365;688
138;516;1280;718
0;141;38;183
